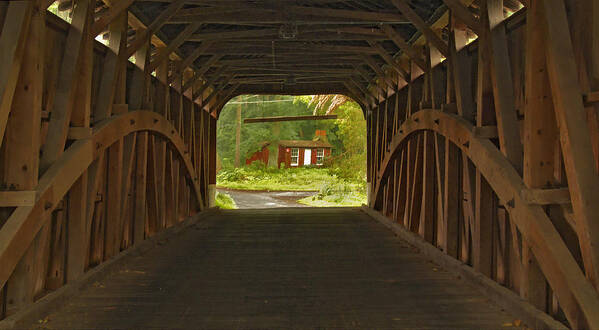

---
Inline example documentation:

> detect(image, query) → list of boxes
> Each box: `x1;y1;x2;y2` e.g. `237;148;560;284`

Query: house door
304;149;311;165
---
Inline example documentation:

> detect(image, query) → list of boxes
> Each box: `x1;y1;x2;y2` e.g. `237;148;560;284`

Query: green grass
297;193;366;207
215;191;237;209
297;181;367;207
218;165;343;191
217;164;367;207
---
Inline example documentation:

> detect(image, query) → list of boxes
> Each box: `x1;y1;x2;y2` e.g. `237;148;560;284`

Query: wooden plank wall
369;1;599;328
0;1;212;320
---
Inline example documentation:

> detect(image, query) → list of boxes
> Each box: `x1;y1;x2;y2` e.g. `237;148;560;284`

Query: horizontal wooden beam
472;125;499;138
521;188;572;205
583;91;599;106
244;115;338;123
0;191;36;206
168;9;409;24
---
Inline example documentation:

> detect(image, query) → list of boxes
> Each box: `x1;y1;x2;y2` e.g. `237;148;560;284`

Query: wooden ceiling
87;0;523;104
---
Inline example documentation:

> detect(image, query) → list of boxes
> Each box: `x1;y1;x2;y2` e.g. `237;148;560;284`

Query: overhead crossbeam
244;115;338;123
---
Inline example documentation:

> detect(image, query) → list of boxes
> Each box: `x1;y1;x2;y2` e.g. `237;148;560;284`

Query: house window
316;149;324;165
290;148;299;166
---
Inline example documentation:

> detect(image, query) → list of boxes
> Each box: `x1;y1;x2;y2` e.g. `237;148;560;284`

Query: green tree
217;94;365;181
295;95;367;180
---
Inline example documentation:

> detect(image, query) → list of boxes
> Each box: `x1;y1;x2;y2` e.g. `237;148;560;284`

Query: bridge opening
216;94;367;209
2;0;599;328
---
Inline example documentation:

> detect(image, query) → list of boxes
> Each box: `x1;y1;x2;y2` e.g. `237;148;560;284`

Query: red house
277;140;332;168
246;130;332;168
245;142;271;165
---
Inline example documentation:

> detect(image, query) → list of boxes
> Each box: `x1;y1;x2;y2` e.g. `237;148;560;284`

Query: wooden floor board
33;208;516;329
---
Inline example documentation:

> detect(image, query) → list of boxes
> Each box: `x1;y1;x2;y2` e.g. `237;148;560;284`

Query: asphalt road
218;188;317;209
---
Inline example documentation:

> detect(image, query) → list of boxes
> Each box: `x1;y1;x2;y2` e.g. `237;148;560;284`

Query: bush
217;164;364;192
215;192;237;209
300;180;367;207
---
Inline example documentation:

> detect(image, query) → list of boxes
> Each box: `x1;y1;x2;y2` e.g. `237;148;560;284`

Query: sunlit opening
216;95;367;209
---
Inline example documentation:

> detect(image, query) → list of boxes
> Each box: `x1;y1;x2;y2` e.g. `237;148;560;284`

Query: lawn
217;164;367;207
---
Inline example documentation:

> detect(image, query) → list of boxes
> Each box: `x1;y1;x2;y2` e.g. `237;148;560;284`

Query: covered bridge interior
0;0;599;328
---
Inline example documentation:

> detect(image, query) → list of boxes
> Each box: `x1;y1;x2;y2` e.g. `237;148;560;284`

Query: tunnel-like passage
0;0;599;328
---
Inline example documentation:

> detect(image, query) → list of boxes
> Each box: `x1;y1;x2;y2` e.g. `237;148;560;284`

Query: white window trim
290;148;299;166
316;148;325;165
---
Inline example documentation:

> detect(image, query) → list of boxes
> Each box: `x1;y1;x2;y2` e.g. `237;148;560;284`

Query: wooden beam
0;2;32;149
168;41;213;84
168;9;407;24
0;191;36;207
367;41;408;81
40;0;92;173
148;22;203;72
198;75;235;105
380;25;427;70
192;65;229;100
441;0;482;35
484;0;523;170
390;0;449;57
126;0;186;57
287;5;407;22
244;115;338;123
542;0;599;293
449;17;475;121
521;0;558;311
128;29;151;110
521;188;571;205
583;91;599;106
90;0;135;37
211;84;240;115
361;55;395;92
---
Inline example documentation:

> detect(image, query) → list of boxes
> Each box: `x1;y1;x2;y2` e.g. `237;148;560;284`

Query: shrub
215;191;236;209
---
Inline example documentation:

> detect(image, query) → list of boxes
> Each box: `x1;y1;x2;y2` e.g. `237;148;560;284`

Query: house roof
278;140;333;149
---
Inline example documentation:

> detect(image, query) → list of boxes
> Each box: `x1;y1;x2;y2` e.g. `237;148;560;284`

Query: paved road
218;188;317;208
34;208;517;329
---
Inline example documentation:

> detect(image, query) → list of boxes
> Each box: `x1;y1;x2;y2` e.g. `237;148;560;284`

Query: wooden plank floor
34;208;518;329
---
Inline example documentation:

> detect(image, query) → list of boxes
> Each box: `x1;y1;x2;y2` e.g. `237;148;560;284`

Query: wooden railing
0;2;216;319
366;1;599;328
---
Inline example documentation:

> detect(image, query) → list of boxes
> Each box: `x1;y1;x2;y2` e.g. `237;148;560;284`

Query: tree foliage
217;94;366;181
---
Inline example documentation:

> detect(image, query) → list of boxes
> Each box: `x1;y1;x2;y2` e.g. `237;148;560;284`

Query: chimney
313;130;328;142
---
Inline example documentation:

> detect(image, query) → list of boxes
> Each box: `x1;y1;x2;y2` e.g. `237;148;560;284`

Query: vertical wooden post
419;131;436;242
208;115;217;208
155;58;168;228
484;0;523;170
104;138;123;259
394;150;407;223
86;154;106;266
2;0;43;315
473;171;494;277
408;134;423;233
449;13;475;120
134;132;148;244
67;0;93;282
146;134;160;235
519;0;559;311
471;1;496;277
119;133;137;243
128;28;150;111
0;1;33;149
443;139;461;258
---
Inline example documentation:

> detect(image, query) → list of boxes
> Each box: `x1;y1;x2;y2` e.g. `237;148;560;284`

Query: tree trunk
234;98;241;167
